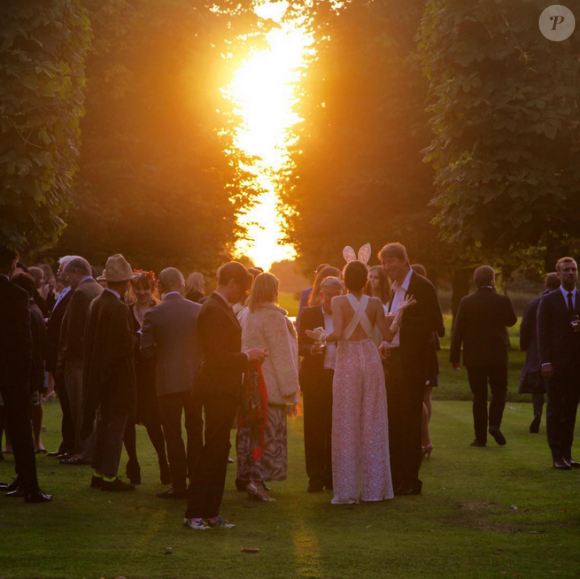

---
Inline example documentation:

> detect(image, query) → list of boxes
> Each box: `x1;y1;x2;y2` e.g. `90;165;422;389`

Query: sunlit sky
224;0;314;270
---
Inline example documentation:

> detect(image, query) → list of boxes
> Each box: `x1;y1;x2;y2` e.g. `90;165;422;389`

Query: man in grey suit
141;267;203;499
58;257;103;465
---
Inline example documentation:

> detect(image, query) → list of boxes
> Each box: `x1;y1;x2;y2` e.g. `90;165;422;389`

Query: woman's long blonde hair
247;272;279;312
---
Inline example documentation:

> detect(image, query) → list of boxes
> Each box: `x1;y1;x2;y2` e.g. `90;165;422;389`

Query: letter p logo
540;5;575;41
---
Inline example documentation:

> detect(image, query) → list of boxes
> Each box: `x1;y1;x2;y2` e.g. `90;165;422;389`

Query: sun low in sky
224;0;314;271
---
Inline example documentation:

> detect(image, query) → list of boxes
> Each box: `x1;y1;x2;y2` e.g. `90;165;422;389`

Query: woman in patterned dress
237;273;300;502
307;261;415;504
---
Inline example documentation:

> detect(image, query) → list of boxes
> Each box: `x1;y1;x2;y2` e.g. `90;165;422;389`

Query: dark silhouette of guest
450;266;517;447
519;272;560;433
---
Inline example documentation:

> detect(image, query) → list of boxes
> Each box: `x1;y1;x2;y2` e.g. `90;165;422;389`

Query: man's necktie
567;292;575;315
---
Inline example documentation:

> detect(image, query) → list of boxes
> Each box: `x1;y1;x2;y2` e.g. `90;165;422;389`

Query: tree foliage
53;0;258;275
284;0;459;278
418;0;580;255
0;0;91;251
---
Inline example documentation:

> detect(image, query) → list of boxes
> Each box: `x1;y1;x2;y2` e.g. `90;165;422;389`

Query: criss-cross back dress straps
343;294;373;340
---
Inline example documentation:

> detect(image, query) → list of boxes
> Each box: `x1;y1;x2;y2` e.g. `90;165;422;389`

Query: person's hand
305;328;324;342
542;363;553;380
246;348;268;364
398;294;417;311
452;362;461;371
310;343;324;355
378;341;388;360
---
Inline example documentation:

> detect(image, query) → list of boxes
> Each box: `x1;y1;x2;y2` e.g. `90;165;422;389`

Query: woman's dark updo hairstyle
344;261;369;292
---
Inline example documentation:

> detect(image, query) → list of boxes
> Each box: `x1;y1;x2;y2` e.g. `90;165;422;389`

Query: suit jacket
519;291;552;393
81;291;137;436
538;287;580;371
295;287;313;333
450;287;517;367
45;288;72;373
29;300;47;393
194;292;248;399
0;275;32;394
140;293;202;397
60;278;103;363
298;305;329;391
393;272;444;369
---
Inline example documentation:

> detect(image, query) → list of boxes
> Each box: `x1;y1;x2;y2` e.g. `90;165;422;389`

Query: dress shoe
489;427;507;446
307;484;324;493
5;487;25;498
470;440;486;447
0;481;8;490
24;489;53;503
553;459;572;471
564;458;580;469
5;478;20;493
46;451;60;457
60;456;89;465
394;485;421;496
156;488;187;499
529;415;541;434
101;478;136;492
90;475;103;488
0;453;4;461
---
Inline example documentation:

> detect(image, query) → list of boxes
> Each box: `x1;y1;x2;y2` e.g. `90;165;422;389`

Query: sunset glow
224;1;314;270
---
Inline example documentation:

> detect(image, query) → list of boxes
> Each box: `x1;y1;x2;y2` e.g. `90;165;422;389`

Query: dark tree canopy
51;0;253;275
0;0;91;251
419;0;580;255
284;0;455;278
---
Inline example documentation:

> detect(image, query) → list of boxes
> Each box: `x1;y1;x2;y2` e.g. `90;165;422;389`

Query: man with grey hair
58;256;103;465
141;267;203;499
298;275;343;493
45;256;82;458
450;265;517;448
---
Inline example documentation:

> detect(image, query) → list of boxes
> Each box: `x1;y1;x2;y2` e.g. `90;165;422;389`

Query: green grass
1;398;580;579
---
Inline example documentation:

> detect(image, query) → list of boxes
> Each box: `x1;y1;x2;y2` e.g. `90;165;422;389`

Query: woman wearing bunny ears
306;244;416;504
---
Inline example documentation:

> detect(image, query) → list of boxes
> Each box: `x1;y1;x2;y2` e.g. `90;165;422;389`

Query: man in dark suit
380;243;444;496
0;246;51;502
81;255;137;491
298;276;342;493
184;262;267;530
45;256;77;458
141;267;203;499
538;257;580;470
450;266;517;447
59;256;103;465
519;272;560;434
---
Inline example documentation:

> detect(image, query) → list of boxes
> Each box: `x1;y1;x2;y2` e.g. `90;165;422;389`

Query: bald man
141;268;203;498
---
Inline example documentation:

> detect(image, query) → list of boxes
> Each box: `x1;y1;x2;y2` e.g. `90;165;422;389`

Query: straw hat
102;254;136;283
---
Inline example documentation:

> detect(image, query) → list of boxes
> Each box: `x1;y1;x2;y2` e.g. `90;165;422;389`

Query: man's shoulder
0;277;28;303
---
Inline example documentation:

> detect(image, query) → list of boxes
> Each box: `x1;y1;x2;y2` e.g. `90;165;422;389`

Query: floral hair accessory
133;268;156;281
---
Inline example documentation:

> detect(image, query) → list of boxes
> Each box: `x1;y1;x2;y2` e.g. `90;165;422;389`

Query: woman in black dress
124;271;171;485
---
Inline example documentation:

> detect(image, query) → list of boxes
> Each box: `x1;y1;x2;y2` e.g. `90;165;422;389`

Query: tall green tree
53;0;258;275
418;0;580;268
284;0;460;282
0;0;91;251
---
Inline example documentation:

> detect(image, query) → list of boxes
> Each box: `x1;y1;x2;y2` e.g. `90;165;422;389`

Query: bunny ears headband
343;243;371;265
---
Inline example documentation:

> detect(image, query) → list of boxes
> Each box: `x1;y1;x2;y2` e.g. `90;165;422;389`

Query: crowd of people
0;242;579;528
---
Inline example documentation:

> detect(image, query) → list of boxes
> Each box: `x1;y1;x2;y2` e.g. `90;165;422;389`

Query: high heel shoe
246;482;276;502
422;445;433;461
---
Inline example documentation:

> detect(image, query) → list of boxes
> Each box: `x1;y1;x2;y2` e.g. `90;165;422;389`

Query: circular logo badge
539;5;575;41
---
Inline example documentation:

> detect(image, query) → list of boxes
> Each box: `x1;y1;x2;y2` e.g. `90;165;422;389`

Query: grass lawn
1;398;580;579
